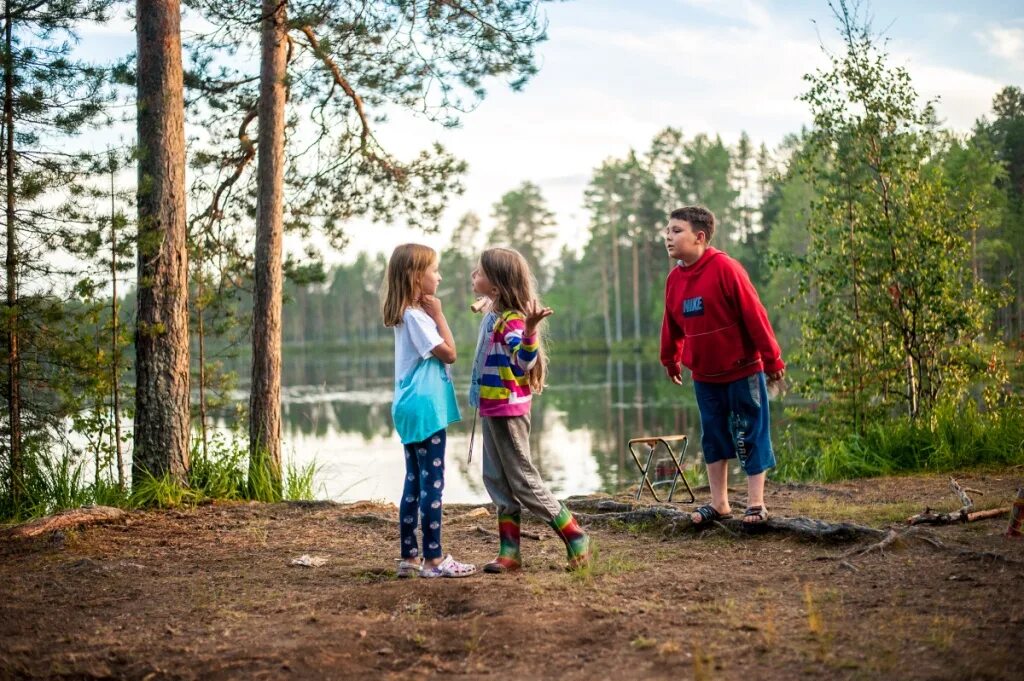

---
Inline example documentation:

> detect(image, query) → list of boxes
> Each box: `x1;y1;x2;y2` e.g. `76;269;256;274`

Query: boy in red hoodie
660;206;785;526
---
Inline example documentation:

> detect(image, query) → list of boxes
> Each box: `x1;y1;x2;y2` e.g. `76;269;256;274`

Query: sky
77;0;1024;267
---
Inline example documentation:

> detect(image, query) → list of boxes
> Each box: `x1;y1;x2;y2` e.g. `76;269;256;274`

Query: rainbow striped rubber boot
483;511;522;573
550;504;590;570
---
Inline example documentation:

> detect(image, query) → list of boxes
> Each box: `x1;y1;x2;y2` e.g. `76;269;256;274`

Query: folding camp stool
628;434;695;503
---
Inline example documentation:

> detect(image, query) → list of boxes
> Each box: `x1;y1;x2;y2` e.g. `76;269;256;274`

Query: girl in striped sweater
469;247;590;572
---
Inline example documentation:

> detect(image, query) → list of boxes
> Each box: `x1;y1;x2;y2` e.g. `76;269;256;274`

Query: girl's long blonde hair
381;243;437;327
480;247;548;393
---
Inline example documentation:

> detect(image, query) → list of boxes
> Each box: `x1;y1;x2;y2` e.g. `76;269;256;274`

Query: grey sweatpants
481;414;563;523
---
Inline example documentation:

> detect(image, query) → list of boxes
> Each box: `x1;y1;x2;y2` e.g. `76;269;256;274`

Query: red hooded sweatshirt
660;247;784;384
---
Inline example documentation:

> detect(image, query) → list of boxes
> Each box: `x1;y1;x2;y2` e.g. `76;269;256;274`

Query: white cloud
673;0;775;30
904;60;1003;130
977;26;1024;65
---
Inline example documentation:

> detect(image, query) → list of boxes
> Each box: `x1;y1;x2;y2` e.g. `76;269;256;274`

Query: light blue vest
392;356;461;444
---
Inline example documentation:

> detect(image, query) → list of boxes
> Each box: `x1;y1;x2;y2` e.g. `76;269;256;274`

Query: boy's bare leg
691;460;731;521
744;472;767;522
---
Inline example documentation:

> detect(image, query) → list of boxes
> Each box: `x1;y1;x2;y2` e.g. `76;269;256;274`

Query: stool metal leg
628;435;694;504
662;437;695;504
629;440;662;502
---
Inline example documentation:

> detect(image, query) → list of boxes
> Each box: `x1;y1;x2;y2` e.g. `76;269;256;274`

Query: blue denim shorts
693;372;776;476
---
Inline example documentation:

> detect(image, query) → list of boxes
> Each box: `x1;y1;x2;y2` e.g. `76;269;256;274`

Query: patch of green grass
2;424;326;520
630;635;657;650
353;567;395;584
189;433;248;501
131;470;204;509
284;457;320;501
789;498;924;525
570;542;640;583
0;450;96;519
776;399;1024;483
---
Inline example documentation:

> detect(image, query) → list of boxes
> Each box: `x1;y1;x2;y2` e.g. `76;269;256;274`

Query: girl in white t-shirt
381;244;476;579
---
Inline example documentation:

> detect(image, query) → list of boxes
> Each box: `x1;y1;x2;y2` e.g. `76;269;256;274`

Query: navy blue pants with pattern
400;429;446;560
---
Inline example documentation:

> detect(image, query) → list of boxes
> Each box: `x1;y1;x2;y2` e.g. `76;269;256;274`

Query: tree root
839;526;1023;565
564;499;637;514
573;506;885;542
571;500;1022;564
4;506;127;540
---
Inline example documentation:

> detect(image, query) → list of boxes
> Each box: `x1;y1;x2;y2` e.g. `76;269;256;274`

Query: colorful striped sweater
470;310;539;417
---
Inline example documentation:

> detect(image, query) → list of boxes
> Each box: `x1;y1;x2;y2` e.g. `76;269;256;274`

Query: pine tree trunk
109;163;124;490
134;0;190;484
249;0;288;495
610;210;623;344
4;6;23;508
600;250;612;349
631;236;641;346
196;249;208;463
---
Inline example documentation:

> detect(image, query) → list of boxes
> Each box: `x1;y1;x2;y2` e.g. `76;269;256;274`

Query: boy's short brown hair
669;206;716;243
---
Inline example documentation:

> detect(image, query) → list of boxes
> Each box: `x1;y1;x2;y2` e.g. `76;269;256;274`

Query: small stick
966;508;1009;522
949;477;974;514
470;296;491;313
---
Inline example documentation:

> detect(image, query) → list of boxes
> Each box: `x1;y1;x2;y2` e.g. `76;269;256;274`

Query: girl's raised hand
524;299;553;335
420;294;443;320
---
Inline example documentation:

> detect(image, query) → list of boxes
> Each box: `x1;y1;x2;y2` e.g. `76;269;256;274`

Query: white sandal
420;554;477;579
396;559;422;578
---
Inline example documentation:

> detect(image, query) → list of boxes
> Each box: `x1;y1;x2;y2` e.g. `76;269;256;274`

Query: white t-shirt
394;308;443;384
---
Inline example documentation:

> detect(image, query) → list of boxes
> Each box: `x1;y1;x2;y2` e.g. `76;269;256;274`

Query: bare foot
691;503;732;524
741;505;769;524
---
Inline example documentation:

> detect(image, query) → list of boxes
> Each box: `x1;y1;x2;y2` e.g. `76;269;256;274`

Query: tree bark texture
249;0;288;491
134;0;190;484
3;4;23;508
5;506;126;539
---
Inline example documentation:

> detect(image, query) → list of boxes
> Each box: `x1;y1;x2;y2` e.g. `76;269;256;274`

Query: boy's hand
767;368;785;382
665;365;683;385
420;294;443;320
523;299;553;336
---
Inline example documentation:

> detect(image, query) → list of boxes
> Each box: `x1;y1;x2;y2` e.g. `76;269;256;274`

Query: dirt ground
2;469;1023;681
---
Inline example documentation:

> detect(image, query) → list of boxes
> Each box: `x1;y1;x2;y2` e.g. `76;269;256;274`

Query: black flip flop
691;503;732;527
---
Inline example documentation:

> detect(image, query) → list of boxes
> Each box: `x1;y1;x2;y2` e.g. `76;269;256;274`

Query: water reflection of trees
543;356;705;494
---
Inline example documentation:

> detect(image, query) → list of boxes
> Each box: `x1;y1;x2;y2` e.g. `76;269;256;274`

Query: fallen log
4;506;126;539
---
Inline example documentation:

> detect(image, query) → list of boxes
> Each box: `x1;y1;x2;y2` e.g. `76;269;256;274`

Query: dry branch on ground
908;477;1010;526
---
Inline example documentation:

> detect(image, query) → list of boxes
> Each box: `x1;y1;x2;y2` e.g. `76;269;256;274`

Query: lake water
216;350;781;505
